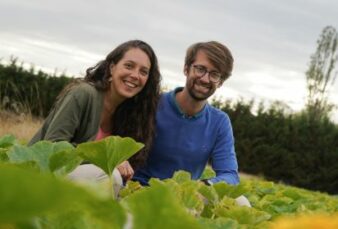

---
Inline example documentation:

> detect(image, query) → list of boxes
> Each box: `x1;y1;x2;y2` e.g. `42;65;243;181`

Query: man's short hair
184;41;234;82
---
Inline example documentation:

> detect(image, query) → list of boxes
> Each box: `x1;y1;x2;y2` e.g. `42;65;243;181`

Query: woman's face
109;48;151;99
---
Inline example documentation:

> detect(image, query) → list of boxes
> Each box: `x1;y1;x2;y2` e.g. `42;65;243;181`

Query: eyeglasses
191;65;222;83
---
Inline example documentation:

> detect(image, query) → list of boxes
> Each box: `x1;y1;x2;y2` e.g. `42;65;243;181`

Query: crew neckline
169;87;206;119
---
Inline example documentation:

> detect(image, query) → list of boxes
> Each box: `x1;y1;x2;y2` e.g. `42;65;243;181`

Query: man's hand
117;161;134;181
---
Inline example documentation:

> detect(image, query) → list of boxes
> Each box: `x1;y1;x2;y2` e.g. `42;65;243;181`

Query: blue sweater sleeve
209;114;240;185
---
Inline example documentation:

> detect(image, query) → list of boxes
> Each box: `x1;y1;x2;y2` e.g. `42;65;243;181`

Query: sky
1;0;338;121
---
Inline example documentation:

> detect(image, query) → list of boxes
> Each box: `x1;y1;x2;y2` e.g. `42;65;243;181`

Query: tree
305;26;338;122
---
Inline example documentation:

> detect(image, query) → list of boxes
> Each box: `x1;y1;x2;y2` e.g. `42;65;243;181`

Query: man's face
184;50;223;101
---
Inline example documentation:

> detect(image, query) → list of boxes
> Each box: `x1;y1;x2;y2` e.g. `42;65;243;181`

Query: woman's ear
109;63;115;72
109;63;115;77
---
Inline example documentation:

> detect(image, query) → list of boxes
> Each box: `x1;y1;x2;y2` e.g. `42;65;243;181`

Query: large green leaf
0;134;16;148
42;199;126;229
0;164;90;222
171;170;192;184
0;164;126;228
213;182;233;200
123;180;202;229
0;148;9;162
197;217;239;229
282;188;311;201
39;210;91;229
0;135;16;163
49;149;83;175
213;195;237;212
213;181;250;199
119;180;143;198
258;195;295;215
254;181;277;197
75;136;144;177
179;182;205;216
87;199;126;229
200;166;216;180
198;185;219;218
0;220;39;229
7;141;74;173
164;171;205;216
214;204;271;225
198;185;219;205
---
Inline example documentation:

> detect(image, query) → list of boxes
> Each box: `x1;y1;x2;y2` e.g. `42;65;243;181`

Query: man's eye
196;67;205;73
197;68;206;73
210;72;220;78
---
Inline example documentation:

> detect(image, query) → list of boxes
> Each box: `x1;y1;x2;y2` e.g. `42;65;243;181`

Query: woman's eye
140;70;149;77
124;63;133;69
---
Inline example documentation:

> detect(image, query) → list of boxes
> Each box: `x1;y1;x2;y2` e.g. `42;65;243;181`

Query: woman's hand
117;161;134;181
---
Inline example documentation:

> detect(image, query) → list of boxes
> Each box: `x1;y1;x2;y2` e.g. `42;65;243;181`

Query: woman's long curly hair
85;40;161;169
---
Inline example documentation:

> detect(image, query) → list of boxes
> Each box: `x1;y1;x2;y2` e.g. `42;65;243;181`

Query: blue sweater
133;88;239;185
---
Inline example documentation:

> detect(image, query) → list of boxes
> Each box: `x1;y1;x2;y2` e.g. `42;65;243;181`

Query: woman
29;40;161;182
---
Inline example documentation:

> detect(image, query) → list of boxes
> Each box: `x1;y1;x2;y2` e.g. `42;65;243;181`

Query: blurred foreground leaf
0;164;89;222
0;164;126;228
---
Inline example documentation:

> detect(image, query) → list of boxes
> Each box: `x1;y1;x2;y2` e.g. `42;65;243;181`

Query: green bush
213;98;338;194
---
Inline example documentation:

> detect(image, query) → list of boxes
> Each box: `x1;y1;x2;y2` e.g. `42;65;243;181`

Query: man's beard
187;81;214;101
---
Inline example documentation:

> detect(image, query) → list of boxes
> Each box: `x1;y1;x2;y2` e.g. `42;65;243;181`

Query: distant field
0;110;42;143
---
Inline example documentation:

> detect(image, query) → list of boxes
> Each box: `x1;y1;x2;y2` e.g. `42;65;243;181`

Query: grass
0;110;42;143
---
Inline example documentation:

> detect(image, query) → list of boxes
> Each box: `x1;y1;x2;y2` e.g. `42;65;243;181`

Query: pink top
95;128;111;140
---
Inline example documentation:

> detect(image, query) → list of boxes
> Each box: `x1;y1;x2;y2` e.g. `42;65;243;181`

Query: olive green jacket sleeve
29;82;104;146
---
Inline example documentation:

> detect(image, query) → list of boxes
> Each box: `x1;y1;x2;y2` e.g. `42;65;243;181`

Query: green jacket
29;82;104;146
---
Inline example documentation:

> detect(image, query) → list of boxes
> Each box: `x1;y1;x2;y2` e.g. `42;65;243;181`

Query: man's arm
208;114;239;185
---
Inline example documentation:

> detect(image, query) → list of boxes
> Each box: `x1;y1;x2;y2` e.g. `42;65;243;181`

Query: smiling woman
28;40;161;183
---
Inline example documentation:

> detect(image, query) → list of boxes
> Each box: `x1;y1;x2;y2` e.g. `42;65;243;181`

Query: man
133;41;239;186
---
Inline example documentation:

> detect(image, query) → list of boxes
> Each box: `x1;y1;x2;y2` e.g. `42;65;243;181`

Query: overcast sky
1;0;338;121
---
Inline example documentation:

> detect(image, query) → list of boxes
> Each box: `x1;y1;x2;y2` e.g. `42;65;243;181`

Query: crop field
0;135;337;229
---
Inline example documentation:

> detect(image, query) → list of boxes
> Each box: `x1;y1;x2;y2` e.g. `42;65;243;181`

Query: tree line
212;98;338;194
0;58;73;116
